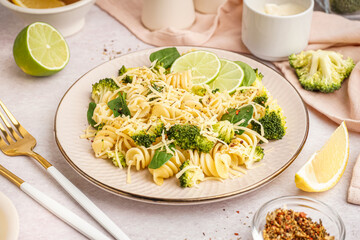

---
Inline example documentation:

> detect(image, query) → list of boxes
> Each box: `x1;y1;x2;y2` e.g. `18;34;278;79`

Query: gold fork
0;99;130;240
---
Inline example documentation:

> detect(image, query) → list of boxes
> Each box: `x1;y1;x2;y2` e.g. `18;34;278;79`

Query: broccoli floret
131;130;156;148
212;120;235;144
289;50;355;93
191;86;207;96
211;88;220;94
118;65;127;76
254;68;264;82
253;146;264;162
331;0;360;13
167;124;214;153
131;122;164;147
91;78;119;104
122;75;133;84
194;135;215;153
252;107;286;140
107;151;127;168
253;93;268;107
178;160;205;188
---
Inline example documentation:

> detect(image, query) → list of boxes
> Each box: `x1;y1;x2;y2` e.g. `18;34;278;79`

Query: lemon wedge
12;0;65;8
295;122;349;192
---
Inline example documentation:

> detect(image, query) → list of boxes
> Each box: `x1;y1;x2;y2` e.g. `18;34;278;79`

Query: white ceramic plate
0;192;19;240
55;47;308;205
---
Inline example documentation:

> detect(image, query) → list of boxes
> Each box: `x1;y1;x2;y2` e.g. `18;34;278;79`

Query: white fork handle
20;182;110;240
47;166;130;240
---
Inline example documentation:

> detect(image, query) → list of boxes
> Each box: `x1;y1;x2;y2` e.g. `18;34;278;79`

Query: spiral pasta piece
127;94;151;118
149;149;186;186
92;125;118;156
125;147;154;170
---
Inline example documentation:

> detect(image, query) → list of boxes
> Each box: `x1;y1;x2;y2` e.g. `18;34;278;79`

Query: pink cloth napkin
96;0;360;132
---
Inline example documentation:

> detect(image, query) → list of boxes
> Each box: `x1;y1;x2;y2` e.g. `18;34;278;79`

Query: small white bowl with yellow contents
0;0;95;37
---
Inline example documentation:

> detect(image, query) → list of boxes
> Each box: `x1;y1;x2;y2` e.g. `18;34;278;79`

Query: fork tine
0;121;14;145
0;100;23;140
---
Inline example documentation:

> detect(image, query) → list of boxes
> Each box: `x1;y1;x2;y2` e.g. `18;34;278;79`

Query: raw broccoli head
167;124;214;153
91;78;119;103
212;120;235;144
191;85;207;96
289;50;355;93
331;0;360;13
253;93;268;107
253;146;264;162
178;160;205;188
252;107;286;140
107;151;127;168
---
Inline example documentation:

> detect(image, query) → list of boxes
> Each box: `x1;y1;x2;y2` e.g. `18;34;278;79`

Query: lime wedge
170;51;221;85
13;22;69;76
208;59;244;94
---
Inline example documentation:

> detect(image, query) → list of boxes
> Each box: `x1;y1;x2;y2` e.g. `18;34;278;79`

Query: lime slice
170;51;221;85
208;59;244;94
13;22;69;77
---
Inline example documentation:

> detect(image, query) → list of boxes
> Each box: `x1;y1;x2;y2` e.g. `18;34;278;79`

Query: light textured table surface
0;4;360;240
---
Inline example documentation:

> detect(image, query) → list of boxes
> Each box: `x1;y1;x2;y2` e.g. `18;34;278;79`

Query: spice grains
263;208;335;240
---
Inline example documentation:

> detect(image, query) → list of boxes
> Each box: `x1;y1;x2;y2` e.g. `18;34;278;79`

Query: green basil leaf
107;92;131;117
235;61;256;87
149;47;180;69
87;102;97;127
221;105;254;135
148;149;173;169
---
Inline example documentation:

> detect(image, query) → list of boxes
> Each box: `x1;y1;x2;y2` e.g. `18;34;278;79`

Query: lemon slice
170;50;221;85
13;22;70;76
208;59;244;94
295;122;349;192
12;0;65;8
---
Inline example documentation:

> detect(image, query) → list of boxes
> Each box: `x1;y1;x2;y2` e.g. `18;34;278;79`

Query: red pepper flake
236;211;240;214
234;233;239;236
235;110;240;115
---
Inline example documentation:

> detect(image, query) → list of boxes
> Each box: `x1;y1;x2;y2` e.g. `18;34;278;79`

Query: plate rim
54;46;309;204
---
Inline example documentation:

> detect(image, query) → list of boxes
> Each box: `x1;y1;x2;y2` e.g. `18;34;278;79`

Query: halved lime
13;22;69;77
170;50;221;85
208;59;244;94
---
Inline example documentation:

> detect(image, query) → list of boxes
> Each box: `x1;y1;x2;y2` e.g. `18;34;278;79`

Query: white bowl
0;192;19;240
0;0;96;37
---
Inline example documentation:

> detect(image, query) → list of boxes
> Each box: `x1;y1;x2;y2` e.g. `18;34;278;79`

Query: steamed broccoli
118;65;127;76
212;120;235;144
167;124;214;153
254;68;264;82
289;50;355;93
131;122;165;147
107;151;127;168
331;0;360;13
91;78;119;104
252;146;264;162
252;106;286;140
191;85;207;96
178;160;205;188
253;93;268;107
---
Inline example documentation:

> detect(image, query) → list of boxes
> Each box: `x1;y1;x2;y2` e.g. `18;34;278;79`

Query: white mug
141;0;195;30
242;0;314;61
